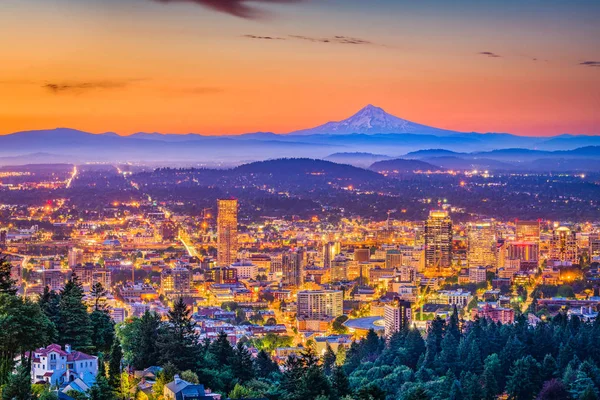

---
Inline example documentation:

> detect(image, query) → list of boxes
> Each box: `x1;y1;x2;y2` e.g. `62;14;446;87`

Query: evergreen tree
322;343;337;375
90;282;109;312
482;353;501;399
158;297;199;371
134;311;161;369
88;375;116;400
209;331;234;367
541;354;559;382
331;366;352;400
57;276;93;352
90;309;115;355
254;349;279;378
108;338;123;389
1;364;33;400
506;355;542;400
356;383;386;400
230;341;254;383
0;256;17;296
38;287;60;333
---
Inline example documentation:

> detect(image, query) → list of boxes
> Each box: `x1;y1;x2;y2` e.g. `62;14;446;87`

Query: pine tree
58;275;93;352
541;354;559;382
1;364;33;400
209;331;234;367
322;343;337;375
38;286;60;332
158;297;199;371
230;341;254;383
108;338;123;389
482;353;501;399
90;282;109;312
254;349;279;378
0;255;17;296
133;311;161;370
331;366;352;400
90;309;115;355
88;375;116;400
506;355;542;400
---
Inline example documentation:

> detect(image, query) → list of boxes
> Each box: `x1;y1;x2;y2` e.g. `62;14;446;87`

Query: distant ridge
370;158;442;173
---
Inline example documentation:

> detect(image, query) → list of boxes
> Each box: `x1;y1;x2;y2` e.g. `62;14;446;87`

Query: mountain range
0;105;598;169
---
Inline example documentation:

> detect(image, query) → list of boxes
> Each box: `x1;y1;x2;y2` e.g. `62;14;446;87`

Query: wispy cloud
580;61;600;67
479;51;501;58
244;34;376;46
150;0;305;19
243;34;286;40
42;80;136;94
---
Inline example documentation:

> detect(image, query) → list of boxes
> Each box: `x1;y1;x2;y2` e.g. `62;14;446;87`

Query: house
164;375;221;400
30;344;97;389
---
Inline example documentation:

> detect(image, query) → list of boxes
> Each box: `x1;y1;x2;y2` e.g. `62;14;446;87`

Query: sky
1;0;599;136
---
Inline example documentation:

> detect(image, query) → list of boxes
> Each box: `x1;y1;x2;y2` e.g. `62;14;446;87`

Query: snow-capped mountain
288;104;459;136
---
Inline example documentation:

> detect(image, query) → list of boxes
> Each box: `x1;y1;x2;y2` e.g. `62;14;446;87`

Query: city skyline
1;0;599;136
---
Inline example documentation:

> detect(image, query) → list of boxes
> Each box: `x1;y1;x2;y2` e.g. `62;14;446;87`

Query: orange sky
1;0;599;136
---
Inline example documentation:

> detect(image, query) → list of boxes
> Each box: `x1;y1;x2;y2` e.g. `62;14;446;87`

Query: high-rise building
467;222;497;268
282;249;304;287
424;210;452;270
516;220;540;241
217;199;238;266
384;298;412;337
549;227;578;263
323;242;341;268
297;290;343;319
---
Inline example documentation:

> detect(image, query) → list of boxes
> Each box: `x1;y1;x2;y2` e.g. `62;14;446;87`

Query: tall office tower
297;290;343;319
516;220;540;241
424;210;453;270
283;249;304;287
384;298;412;337
549;227;578;263
217;199;238;266
467;221;497;268
322;241;341;268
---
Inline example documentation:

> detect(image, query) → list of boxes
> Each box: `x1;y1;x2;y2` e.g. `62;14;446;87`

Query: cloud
43;80;133;94
289;35;374;45
479;51;501;58
184;87;224;94
580;61;600;67
243;34;286;40
151;0;304;19
244;34;376;46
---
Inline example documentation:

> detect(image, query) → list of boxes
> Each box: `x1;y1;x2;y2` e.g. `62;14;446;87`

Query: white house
30;344;97;388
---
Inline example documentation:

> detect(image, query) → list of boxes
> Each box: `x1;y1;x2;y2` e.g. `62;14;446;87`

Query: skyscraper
424;210;453;270
282;249;304;287
549;226;578;263
217;199;238;266
467;221;497;268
